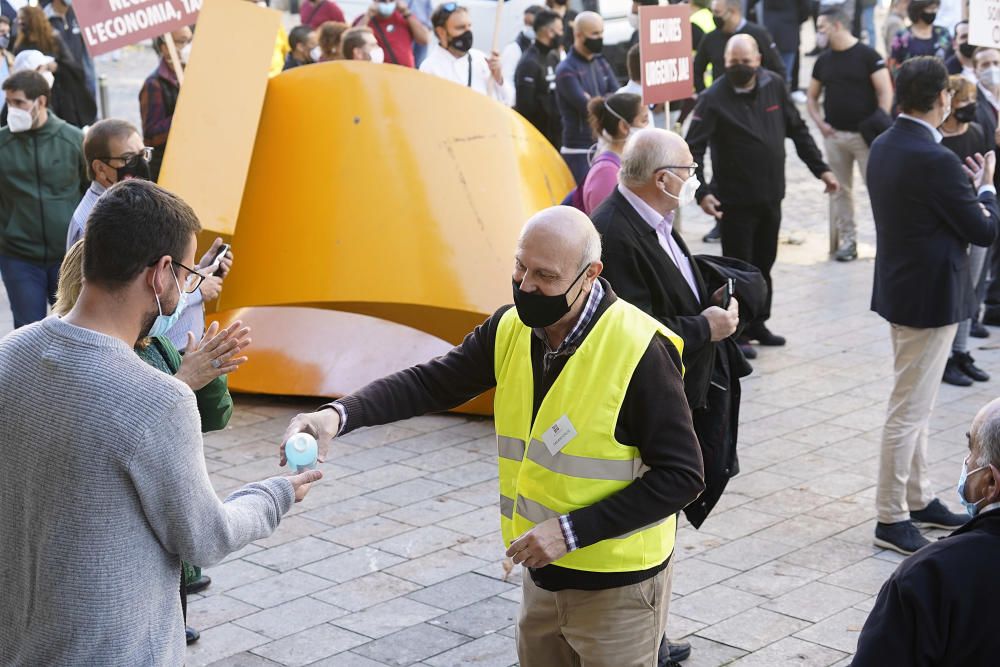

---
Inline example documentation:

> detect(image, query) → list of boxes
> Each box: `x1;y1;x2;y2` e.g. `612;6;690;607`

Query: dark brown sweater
332;280;705;591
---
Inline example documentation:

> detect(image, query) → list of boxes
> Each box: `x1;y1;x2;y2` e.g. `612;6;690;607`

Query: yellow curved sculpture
160;1;573;413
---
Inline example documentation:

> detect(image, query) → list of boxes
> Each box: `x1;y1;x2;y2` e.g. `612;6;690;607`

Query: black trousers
720;199;782;323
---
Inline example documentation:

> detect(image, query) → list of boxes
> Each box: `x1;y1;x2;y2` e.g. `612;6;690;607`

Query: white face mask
663;172;701;207
369;46;385;64
7;104;34;133
981;66;1000;89
310;45;322;62
627;13;639;30
522;26;535;40
179;42;192;66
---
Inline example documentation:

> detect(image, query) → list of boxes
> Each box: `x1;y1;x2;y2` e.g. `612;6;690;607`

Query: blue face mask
957;459;989;517
147;266;188;338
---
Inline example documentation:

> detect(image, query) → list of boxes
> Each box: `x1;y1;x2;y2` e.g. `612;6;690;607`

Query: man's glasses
96;146;153;165
657;163;699;179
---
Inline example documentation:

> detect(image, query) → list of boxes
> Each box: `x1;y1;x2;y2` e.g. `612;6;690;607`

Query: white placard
970;0;1000;49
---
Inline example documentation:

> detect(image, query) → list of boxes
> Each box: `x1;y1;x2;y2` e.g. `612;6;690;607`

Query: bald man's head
724;34;761;86
971;398;1000;468
620;128;690;188
574;11;604;56
710;0;741;32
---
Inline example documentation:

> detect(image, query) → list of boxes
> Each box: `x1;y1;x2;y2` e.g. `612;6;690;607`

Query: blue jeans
861;5;876;47
413;41;428;68
0;255;60;328
781;51;796;88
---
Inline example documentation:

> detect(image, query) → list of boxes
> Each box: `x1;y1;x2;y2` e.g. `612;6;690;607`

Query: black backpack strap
370;19;400;64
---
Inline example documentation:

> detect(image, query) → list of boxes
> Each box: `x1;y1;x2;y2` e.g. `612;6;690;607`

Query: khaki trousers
516;560;672;667
876;323;958;524
824;130;870;252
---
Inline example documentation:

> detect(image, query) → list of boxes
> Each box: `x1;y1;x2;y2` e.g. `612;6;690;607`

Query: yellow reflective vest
494;299;684;573
691;7;716;88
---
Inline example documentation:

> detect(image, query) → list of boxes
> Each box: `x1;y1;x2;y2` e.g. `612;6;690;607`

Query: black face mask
726;64;757;88
919;11;937;23
953;104;978;123
584;36;603;55
712;13;727;29
449;29;473;53
106;153;151;182
512;266;589;328
553;0;568;6
960;42;977;59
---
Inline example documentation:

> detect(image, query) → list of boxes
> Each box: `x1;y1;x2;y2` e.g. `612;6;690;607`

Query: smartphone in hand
722;278;735;309
207;243;231;277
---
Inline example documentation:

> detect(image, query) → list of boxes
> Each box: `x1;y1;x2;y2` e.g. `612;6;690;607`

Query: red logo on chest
765;104;780;113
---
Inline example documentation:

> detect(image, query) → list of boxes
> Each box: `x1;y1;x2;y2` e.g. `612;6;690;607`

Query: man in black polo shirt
515;9;564;148
806;6;893;262
687;34;838;352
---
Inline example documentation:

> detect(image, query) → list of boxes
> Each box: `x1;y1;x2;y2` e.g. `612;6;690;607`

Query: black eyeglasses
96;146;153;165
656;163;698;178
172;260;206;294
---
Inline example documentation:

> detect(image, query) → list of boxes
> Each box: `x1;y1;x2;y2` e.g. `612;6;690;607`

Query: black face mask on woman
952;104;978;124
512;265;589;328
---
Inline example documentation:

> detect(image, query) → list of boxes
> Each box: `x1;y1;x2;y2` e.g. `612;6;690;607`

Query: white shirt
618;184;700;300
419;44;512;105
500;39;523;107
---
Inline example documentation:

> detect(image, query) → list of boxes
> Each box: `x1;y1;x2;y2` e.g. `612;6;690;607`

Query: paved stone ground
6;16;997;666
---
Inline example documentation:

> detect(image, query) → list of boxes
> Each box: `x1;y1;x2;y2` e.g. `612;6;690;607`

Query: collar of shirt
735;18;747;32
618;184;675;235
980;501;1000;515
532;278;604;359
979;83;1000;112
898;113;943;143
156;58;179;87
90;181;107;198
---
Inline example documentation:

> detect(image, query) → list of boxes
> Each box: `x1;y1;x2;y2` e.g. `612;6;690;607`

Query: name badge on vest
541;415;577;456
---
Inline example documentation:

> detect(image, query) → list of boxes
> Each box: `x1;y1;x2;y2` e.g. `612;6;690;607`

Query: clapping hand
174;321;251;390
963;152;997;190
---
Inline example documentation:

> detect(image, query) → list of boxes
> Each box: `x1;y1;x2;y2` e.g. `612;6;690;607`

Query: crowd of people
2;0;999;664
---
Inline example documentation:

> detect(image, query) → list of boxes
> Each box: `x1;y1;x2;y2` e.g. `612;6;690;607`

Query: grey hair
619;128;684;189
579;224;602;271
973;409;1000;467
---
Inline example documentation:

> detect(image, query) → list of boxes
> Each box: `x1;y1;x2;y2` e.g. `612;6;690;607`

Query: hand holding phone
207;243;231;278
721;278;735;310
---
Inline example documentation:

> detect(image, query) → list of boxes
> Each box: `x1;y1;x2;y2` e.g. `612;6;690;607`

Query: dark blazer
854;508;1000;666
592;188;714;409
868;117;999;328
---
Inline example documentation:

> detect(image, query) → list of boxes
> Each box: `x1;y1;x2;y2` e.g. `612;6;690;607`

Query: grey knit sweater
0;317;295;666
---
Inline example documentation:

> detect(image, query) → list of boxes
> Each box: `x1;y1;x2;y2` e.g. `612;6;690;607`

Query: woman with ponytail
579;92;649;214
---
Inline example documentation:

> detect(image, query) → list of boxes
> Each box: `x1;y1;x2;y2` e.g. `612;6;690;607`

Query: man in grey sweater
0;180;322;665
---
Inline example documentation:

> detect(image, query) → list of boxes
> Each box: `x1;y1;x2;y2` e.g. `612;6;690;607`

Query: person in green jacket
0;70;88;328
53;239;252;645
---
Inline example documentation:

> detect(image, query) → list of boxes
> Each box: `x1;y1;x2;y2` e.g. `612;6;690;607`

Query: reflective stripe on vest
690;7;716;88
493;299;685;573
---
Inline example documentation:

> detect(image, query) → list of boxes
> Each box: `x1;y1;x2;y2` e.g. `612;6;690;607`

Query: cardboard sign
73;0;202;58
970;0;1000;49
639;4;693;105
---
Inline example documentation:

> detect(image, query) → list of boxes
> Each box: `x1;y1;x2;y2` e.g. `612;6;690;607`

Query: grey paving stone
366;478;457;506
383;497;480;528
333;597;447;639
793;607;870;653
316;515;414;548
697;607;811;652
752;515;854;548
302;496;399;529
253;515;331;549
187;594;260;630
244;536;348;573
697;507;786;540
449;533;507;562
679;635;748;666
373;525;468;559
300;547;406;583
338;423;422;447
424;632;517;667
205;651;281;666
404;447;483;472
780;538;879;574
337;445;420;471
820;557;899;595
307;652;390;667
227;570;335;609
406;572;514;611
391;428;478;454
426;461;500;488
339;464;427;493
437;506;501;537
234;596;348;639
251;624;370;666
762;581;871;623
428;596;520;638
351;623;470;666
728;636;849;666
669;584;768;625
699;536;796;571
311;571;422;612
726;561;825;599
670;558;741;596
185;622;269;667
386;549;489;586
202;560;277;593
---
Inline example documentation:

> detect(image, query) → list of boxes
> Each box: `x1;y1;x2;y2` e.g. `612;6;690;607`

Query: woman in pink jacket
581;92;649;215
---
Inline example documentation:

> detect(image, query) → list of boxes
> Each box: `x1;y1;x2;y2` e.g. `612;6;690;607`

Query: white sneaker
791;91;807;105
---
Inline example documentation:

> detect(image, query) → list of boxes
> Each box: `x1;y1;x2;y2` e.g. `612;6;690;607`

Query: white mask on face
310;45;322;61
369;46;385;63
7;104;34;133
981;66;1000;89
179;42;192;65
662;171;701;207
627;13;639;30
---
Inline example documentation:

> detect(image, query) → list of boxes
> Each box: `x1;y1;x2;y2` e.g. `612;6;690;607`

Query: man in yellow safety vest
282;206;706;666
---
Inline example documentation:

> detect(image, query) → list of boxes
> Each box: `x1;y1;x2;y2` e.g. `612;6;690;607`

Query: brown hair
54;240;85;317
587;93;643;141
318;21;348;59
83;119;140;181
340;27;373;60
14;6;58;56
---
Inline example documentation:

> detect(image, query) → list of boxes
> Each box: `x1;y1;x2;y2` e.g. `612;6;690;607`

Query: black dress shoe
971;321;991;338
702;224;721;243
942;355;974;386
955;351;990;382
737;339;758;359
874;520;930;555
186;575;212;595
910;498;968;529
667;639;691;663
186;626;200;645
746;324;786;346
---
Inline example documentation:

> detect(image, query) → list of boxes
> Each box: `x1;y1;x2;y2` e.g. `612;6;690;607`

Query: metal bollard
98;74;110;120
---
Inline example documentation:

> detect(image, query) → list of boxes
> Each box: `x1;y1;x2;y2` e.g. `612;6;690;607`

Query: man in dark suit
853;397;1000;665
592;127;739;667
868;56;999;556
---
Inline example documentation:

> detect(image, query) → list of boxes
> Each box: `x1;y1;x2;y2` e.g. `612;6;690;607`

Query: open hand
505;518;568;569
700;194;723;219
175;320;251;390
288;469;323;503
964;152;997;189
820;171;839;194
